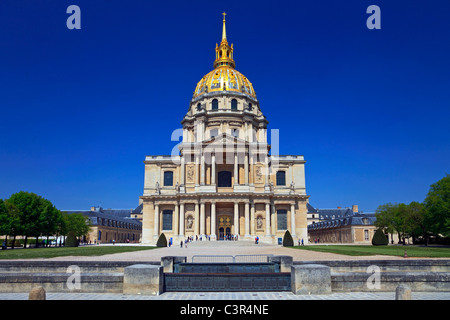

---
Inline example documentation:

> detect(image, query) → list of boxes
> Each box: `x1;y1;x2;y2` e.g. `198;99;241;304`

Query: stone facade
140;16;309;245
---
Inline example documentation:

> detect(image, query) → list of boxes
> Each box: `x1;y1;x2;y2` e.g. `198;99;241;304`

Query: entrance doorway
218;215;232;240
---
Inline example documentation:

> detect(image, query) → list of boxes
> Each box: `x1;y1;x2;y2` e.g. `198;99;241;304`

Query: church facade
141;14;309;244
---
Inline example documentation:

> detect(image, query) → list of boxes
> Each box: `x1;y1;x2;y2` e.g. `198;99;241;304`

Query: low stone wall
0;272;123;293
295;259;450;273
0;259;449;294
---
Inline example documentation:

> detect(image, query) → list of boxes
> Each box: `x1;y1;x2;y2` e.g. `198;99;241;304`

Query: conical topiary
65;231;78;247
156;233;167;247
372;229;389;246
282;230;294;247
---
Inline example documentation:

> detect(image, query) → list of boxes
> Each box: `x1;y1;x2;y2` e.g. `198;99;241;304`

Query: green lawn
0;245;159;260
291;245;450;258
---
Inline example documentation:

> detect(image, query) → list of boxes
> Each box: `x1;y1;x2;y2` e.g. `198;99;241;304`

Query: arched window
212;99;218;110
248;103;253;111
218;171;232;187
231;99;238;110
196;103;202;111
276;171;286;186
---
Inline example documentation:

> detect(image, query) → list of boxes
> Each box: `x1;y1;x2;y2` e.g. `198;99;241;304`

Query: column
250;201;255;235
211;202;216;238
200;202;205;235
291;203;296;237
154;203;160;237
201;153;205;185
271;204;276;235
244;201;250;237
179;203;185;236
265;202;271;236
234;153;239;185
174;204;179;236
234;202;239;236
180;156;185;185
194;202;199;235
244;153;249;185
195;154;200;185
211;152;216;185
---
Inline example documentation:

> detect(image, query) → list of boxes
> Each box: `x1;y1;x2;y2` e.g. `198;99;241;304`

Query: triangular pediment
202;133;247;146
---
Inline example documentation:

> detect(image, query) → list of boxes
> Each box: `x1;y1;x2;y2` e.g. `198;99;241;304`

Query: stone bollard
161;256;186;273
123;264;163;295
291;264;332;295
29;286;46;300
395;284;412;300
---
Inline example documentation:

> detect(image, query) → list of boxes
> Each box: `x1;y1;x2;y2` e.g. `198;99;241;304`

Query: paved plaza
36;239;408;262
1;291;449;300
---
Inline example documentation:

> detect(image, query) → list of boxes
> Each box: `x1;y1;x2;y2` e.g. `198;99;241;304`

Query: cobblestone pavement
0;291;449;300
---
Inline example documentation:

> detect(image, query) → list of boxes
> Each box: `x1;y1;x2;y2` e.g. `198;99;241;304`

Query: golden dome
192;13;256;100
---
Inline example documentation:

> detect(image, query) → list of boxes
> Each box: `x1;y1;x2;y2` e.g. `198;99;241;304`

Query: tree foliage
156;233;167;247
282;230;294;247
375;174;450;245
372;228;388;246
424;174;450;238
0;192;90;248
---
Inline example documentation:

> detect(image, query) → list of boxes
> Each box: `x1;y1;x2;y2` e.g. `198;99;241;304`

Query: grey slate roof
62;206;142;227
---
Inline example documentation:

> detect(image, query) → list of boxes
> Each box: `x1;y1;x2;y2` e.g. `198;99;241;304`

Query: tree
63;213;91;239
372;228;388;246
375;203;398;244
7;192;42;248
424;174;450;239
37;198;63;247
403;201;427;245
0;199;8;238
282;230;294;247
156;233;167;247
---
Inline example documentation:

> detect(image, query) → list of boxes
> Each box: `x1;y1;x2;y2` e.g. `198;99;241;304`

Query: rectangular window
364;230;369;241
162;210;173;230
164;171;173;186
277;209;287;230
276;171;286;186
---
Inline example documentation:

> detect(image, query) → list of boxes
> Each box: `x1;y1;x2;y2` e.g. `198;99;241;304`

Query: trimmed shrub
65;231;79;247
372;229;389;246
156;233;167;247
282;230;294;247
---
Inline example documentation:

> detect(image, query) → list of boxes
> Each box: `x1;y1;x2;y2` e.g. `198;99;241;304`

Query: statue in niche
256;216;263;230
290;181;295;194
186;165;195;183
255;166;263;183
155;182;160;194
186;215;194;230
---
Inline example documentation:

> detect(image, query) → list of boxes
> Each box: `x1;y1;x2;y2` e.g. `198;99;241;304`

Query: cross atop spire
214;13;235;69
222;12;227;41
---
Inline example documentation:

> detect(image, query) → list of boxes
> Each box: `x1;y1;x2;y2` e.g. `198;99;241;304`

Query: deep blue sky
0;0;449;212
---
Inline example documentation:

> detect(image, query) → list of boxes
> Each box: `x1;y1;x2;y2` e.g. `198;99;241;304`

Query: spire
214;13;235;69
222;12;227;41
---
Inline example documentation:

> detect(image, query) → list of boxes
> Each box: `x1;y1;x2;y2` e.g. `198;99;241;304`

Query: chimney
352;205;359;213
337;206;341;209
